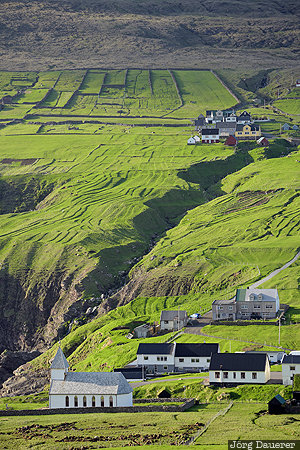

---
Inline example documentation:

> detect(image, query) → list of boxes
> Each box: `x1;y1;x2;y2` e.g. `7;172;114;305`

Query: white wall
282;364;300;385
51;368;67;380
175;356;211;370
209;370;268;384
137;353;173;366
49;393;123;409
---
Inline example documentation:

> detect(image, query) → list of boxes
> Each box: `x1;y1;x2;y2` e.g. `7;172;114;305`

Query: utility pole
278;317;281;347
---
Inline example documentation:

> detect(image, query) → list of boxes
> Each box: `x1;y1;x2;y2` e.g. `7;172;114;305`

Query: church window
83;396;87;407
109;396;114;407
92;396;96;407
74;396;78;407
101;396;105;407
65;396;69;407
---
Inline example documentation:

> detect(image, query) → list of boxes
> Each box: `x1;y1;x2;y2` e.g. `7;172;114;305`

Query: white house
201;128;219;143
49;347;133;409
187;136;200;145
209;353;270;385
160;310;188;331
137;342;219;374
282;354;300;385
174;343;219;372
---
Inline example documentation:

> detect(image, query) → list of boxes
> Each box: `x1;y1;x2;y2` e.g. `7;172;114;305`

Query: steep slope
0;0;299;70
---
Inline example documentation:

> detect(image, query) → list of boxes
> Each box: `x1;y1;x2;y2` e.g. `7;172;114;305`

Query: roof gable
160;310;187;321
137;343;175;355
175;343;219;357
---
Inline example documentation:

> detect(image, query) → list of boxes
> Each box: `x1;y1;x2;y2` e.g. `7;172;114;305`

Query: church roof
50;347;69;370
49;372;132;395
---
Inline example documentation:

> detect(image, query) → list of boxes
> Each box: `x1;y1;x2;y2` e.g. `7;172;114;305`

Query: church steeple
50;347;69;380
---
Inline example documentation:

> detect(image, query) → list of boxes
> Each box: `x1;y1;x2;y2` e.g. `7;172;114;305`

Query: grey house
160;310;188;331
218;121;237;137
134;324;151;338
212;288;280;321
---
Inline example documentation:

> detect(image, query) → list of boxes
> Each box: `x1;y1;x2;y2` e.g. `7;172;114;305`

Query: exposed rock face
0;350;40;390
0;363;49;398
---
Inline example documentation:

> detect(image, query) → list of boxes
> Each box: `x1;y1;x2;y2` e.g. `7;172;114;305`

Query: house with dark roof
136;342;219;374
205;110;224;124
137;343;176;373
195;114;205;129
174;343;219;372
212;288;280;321
201;128;219;143
245;350;286;364
282;354;300;385
235;123;261;139
49;347;133;409
160;310;188;331
209;353;270;385
237;111;252;124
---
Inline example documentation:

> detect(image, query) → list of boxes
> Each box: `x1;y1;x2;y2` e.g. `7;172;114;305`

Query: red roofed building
257;137;269;147
225;135;237;146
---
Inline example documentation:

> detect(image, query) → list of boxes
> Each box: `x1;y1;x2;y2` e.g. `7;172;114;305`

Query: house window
207;359;210;363
215;372;220;378
109;396;114;407
238;132;242;135
179;358;184;362
254;305;261;309
191;359;195;363
164;357;167;361
290;366;295;370
218;306;223;310
74;396;78;407
65;396;69;407
241;372;246;379
83;396;87;407
196;359;199;363
228;306;233;310
241;305;248;309
266;305;273;309
144;356;148;360
92;396;96;407
157;357;161;361
164;321;169;324
233;372;236;379
245;132;249;135
223;372;228;379
101;396;104;407
252;373;257;379
163;366;168;370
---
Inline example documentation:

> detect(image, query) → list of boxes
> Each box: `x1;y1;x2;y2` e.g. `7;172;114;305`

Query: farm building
225;135;237;146
282;354;300;385
212;288;280;321
160;310;188;331
209;353;270;386
136;342;219;374
195;114;205;128
282;123;290;131
235;124;261;139
187;136;200;145
257;137;269;146
201;128;219;143
292;125;299;130
49;347;133;409
134;324;152;338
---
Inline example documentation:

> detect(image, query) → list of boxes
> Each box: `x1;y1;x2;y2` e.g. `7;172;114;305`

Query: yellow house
235;124;261;139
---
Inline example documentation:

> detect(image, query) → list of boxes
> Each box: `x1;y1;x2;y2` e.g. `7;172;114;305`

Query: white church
49;347;133;409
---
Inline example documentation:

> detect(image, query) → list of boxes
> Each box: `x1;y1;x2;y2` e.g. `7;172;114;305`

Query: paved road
250;251;300;288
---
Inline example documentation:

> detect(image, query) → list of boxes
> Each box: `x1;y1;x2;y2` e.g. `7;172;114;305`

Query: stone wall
0;398;195;416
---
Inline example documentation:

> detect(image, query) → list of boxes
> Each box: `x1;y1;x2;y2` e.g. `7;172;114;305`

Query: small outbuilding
282;123;290;131
134;324;151;339
257;137;269;147
225;135;237;146
268;394;286;414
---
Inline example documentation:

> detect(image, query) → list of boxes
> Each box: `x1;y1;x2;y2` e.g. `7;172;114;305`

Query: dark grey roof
137;343;175;355
160;310;187;321
114;368;143;380
51;348;69;370
212;299;235;305
209;353;268;371
49;372;132;395
175;343;219;357
238;111;251;117
282;355;300;364
202;128;219;135
218;122;236;129
236;124;244;131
